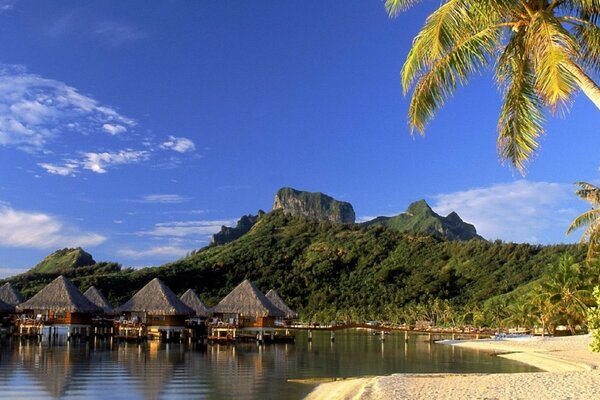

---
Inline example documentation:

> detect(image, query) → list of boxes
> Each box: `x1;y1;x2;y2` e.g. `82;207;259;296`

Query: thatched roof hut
265;289;298;319
15;275;101;314
116;278;194;316
83;286;114;315
180;289;210;317
212;280;285;317
0;282;24;306
0;298;14;314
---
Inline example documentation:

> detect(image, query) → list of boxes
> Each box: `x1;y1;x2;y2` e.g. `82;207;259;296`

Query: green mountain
3;211;584;325
28;247;96;274
212;212;265;246
362;200;483;241
273;187;355;224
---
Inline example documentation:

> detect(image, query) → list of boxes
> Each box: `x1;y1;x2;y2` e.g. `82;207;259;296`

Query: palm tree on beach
386;0;600;172
567;181;600;261
539;255;593;333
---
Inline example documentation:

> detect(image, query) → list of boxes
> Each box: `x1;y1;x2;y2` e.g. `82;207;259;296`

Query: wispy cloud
82;150;149;173
102;123;127;135
137;219;236;238
160;136;196;153
118;246;189;259
432;180;580;244
0;0;18;13
0;64;135;151
39;149;149;175
0;203;106;249
38;161;78;177
0;267;28;279
137;194;191;204
93;20;147;47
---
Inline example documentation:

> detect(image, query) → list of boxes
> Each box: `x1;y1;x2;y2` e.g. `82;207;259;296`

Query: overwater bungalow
0;298;14;331
210;280;288;342
84;286;114;337
115;277;194;341
84;286;114;315
265;289;298;326
180;289;210;319
180;288;210;340
15;275;101;338
0;283;23;334
0;282;24;306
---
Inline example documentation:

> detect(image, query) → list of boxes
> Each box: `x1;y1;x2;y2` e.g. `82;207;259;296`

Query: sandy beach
305;334;600;399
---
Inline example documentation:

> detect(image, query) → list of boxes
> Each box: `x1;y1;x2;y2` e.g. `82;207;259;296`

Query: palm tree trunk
565;61;600;110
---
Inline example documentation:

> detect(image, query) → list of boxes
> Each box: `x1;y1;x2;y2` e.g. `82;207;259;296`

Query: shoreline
304;334;600;400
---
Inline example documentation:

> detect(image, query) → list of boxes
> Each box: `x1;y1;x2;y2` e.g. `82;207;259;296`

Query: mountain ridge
361;199;483;241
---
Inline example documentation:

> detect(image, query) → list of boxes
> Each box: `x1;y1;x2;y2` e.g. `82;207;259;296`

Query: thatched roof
0;298;14;313
116;278;194;316
15;275;101;314
180;289;210;317
0;282;24;306
84;286;114;315
266;289;298;319
212;279;285;317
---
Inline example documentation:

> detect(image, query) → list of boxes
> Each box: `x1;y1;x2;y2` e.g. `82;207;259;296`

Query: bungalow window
54;311;66;320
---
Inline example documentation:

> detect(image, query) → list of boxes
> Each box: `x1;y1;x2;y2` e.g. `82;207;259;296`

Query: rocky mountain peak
272;187;355;224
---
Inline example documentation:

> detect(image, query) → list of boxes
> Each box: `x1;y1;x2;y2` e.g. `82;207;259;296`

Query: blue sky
0;0;598;277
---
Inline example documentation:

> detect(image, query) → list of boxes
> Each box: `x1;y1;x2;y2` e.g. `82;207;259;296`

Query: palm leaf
496;31;545;172
572;22;600;73
566;208;600;234
574;181;600;205
525;12;579;112
402;0;482;94
408;27;500;132
385;0;425;17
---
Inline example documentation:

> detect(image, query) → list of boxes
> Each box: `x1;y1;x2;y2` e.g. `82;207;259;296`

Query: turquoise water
0;330;539;399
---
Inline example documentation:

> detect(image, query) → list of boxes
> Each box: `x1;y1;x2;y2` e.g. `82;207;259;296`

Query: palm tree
538;254;593;333
567;181;600;261
385;0;600;172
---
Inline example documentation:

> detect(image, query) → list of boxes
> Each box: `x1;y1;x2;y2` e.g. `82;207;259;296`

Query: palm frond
526;12;579;112
567;208;600;234
496;31;545;172
385;0;425;17
574;181;600;205
402;0;484;94
557;0;600;17
407;27;500;132
572;22;600;73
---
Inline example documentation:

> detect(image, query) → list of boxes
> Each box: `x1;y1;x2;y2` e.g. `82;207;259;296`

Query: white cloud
432;180;581;244
102;123;127;135
38;162;78;176
118;246;189;259
0;64;135;150
38;150;149;176
160;136;196;153
93;21;147;47
0;0;18;13
138;194;191;204
0;204;106;249
82;150;149;173
138;219;236;238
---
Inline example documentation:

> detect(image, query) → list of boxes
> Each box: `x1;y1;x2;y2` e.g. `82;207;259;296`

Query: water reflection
0;330;540;400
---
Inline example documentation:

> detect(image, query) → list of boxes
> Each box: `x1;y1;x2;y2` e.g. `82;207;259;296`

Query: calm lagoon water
0;329;538;399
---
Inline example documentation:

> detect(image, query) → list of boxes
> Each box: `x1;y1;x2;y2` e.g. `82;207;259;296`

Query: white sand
305;334;600;400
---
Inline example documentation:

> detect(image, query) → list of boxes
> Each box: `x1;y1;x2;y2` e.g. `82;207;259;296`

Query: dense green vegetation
2;211;591;328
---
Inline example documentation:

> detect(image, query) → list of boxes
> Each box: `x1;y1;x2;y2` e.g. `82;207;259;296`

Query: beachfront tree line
387;0;600;350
